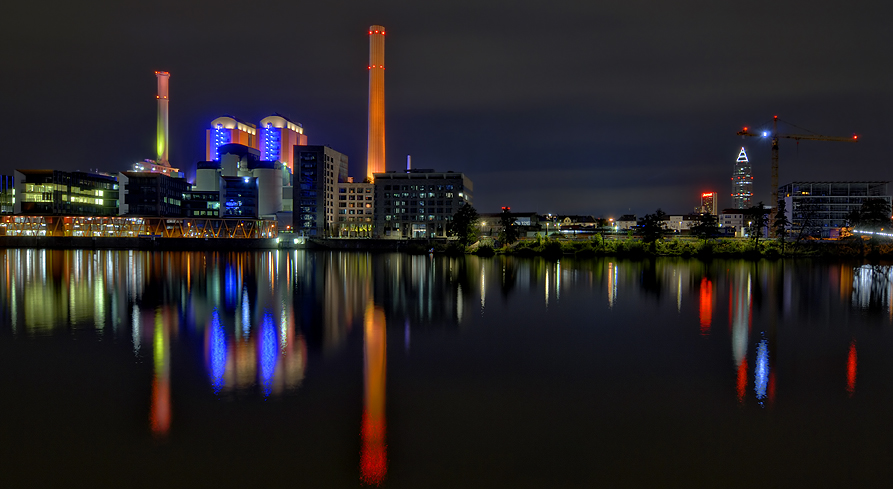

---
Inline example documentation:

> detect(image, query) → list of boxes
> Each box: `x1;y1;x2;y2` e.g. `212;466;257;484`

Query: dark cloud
2;0;890;216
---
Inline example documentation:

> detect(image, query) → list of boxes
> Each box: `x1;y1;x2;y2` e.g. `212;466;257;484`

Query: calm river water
2;249;893;488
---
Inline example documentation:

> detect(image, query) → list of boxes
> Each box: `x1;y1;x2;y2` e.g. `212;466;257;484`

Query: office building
221;176;258;218
780;181;892;238
732;147;753;209
336;181;374;237
374;170;473;238
118;171;189;216
367;25;386;181
0;175;14;214
296;145;348;236
698;191;718;215
14;170;118;216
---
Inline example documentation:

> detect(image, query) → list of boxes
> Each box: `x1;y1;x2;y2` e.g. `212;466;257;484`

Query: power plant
366;25;386;181
155;71;170;165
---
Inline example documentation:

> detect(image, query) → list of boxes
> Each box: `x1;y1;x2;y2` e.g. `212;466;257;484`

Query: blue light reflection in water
755;335;769;406
259;311;278;398
209;309;227;394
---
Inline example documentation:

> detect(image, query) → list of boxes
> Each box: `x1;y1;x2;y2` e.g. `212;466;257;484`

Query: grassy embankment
420;236;893;260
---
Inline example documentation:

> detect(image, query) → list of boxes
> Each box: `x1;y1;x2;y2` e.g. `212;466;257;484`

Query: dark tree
747;202;768;248
448;204;480;246
794;201;820;242
853;198;892;232
774;199;791;249
641;209;668;243
691;213;719;242
498;208;520;246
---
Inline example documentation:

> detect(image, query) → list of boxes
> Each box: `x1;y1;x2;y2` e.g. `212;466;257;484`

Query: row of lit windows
382;184;456;191
385;215;449;221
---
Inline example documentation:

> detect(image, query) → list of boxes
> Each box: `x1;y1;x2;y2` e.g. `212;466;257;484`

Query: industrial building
780;181;892;238
373;170;473;238
259;114;307;174
206;116;258;161
367;25;386;181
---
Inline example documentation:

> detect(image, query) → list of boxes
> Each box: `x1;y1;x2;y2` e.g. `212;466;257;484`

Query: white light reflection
480;266;486;315
241;286;251;339
676;270;682;313
607;262;617;309
457;283;464;323
132;304;141;355
545;266;550;307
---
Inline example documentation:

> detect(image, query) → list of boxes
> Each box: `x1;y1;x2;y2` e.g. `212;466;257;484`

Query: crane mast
736;115;858;235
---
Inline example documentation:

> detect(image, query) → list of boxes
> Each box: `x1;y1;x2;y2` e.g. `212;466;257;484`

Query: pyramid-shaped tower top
736;147;748;163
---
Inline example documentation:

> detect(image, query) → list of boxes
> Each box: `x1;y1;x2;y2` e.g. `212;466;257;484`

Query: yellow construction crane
737;115;859;215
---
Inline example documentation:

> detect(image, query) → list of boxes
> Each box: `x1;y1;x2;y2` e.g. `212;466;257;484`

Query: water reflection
4;250;893;484
361;302;387;486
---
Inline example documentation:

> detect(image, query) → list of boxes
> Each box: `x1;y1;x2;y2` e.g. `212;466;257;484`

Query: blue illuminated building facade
260;124;282;163
222;176;258;218
211;125;232;161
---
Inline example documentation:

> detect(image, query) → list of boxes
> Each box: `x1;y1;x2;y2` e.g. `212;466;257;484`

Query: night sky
3;1;891;217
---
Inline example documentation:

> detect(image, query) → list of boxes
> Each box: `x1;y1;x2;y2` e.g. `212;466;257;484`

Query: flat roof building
295;145;348;236
373;170;472;239
781;181;891;239
14;170;118;216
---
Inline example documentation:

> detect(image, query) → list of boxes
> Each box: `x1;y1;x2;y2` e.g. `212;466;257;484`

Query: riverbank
452;236;893;260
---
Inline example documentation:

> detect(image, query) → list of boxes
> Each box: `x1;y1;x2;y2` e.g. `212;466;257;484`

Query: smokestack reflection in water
847;339;857;397
361;302;387;485
150;308;171;438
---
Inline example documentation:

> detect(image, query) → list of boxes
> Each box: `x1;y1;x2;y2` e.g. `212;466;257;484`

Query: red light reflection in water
699;277;713;335
736;358;747;403
361;303;387;486
847;340;857;397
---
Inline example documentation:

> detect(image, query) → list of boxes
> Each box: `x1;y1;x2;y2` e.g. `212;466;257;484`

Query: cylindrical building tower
155;71;170;165
366;25;386;181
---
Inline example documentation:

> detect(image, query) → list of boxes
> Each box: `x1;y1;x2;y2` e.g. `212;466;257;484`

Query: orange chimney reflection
699;277;713;335
847;339;857;397
361;302;387;485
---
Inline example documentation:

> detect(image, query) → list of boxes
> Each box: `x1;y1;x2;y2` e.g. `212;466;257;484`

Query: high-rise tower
366;25;386;181
732;147;753;209
155;71;170;165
